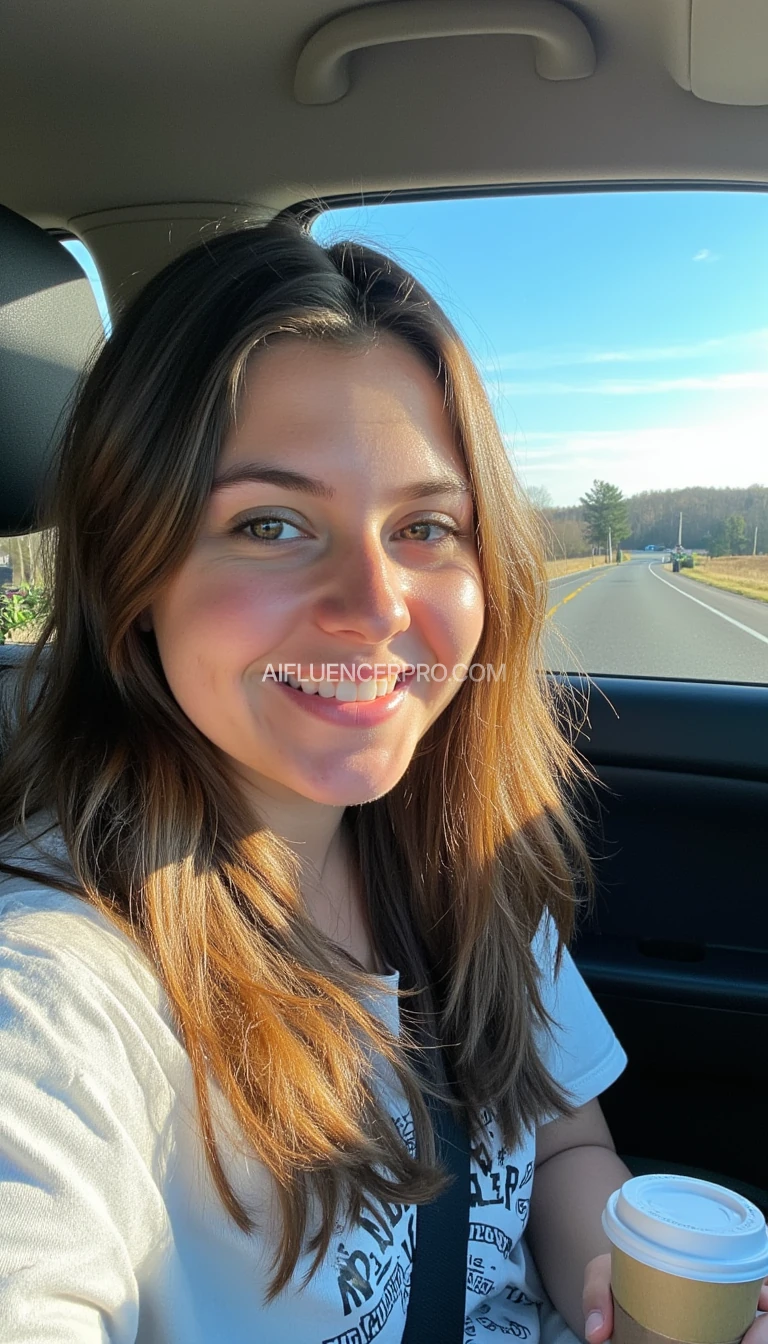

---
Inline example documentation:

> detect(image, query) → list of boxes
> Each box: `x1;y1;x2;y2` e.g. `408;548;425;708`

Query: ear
137;608;153;633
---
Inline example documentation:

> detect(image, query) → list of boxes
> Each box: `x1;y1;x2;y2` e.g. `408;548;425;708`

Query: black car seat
0;203;102;743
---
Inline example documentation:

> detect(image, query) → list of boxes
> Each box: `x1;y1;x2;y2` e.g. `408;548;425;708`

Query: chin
296;776;400;808
287;754;411;808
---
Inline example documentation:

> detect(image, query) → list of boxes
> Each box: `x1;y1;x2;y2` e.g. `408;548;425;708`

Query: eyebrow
211;462;472;502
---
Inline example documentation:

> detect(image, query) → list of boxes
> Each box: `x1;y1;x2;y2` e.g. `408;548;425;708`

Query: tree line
531;482;768;557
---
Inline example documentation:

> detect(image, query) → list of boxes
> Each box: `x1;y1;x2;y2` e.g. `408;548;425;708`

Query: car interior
1;0;766;1222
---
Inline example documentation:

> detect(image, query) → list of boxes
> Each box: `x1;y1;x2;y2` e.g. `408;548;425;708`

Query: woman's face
143;336;485;808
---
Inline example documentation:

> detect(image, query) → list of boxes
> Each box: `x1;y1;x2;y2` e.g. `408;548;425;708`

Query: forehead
221;335;466;477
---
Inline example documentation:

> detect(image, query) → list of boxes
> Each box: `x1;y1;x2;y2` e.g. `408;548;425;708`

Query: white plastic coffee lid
602;1174;768;1283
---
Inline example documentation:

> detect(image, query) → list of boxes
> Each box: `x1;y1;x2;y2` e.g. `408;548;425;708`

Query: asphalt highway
543;552;768;684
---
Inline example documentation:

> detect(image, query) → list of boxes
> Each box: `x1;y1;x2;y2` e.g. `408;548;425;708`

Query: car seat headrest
0;203;103;536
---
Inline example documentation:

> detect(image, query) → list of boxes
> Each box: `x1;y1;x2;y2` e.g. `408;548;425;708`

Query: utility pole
607;527;612;565
678;511;683;547
754;524;759;556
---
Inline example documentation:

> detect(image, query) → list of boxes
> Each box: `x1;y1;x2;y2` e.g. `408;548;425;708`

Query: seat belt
401;1084;471;1343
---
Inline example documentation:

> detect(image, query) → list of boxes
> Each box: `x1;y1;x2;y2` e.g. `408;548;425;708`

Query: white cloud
693;248;720;262
504;412;768;505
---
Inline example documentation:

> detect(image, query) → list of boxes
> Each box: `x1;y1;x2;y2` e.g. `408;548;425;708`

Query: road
543;552;768;683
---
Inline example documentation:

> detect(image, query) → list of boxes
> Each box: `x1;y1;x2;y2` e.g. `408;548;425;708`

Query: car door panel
563;676;767;1213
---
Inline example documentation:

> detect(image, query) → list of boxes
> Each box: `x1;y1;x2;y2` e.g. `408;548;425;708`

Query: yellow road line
546;569;610;619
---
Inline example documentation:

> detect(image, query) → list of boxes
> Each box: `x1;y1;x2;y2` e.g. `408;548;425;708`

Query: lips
272;667;417;725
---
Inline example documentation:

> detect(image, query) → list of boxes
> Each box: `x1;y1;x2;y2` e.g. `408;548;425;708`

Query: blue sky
313;192;768;506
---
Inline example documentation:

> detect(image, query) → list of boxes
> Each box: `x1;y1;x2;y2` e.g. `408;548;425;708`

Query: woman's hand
582;1253;768;1343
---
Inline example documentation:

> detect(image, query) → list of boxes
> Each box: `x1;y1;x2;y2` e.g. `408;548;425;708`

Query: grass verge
680;556;768;604
545;556;602;580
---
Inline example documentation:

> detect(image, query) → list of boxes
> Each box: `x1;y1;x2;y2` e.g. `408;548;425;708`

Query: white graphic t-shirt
0;818;627;1343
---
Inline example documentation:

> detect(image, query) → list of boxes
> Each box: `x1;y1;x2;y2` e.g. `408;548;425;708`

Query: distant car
644;544;661;551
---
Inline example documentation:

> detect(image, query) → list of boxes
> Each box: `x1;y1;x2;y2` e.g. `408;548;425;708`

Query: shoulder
0;835;179;1338
529;906;571;989
0;882;163;1017
0;821;183;1089
529;906;628;1115
530;905;598;1007
1;812;156;990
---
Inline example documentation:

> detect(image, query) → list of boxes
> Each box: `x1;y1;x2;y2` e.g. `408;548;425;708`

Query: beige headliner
3;0;768;306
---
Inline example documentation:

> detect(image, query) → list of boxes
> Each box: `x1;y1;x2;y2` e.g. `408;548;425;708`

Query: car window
312;192;768;685
0;532;49;647
60;237;111;335
0;239;109;647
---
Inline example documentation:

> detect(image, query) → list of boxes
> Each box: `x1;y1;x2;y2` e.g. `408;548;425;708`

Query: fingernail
585;1310;604;1337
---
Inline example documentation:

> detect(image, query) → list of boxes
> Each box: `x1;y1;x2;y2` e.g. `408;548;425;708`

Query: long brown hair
0;217;592;1294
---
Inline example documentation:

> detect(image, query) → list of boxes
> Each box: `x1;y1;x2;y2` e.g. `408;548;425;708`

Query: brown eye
398;519;461;543
231;515;305;543
250;519;284;541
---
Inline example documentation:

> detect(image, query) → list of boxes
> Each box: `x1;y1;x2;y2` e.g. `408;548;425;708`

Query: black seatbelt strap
401;1083;471;1344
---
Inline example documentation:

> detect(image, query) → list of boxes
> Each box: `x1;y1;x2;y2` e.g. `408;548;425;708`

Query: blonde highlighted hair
0;216;592;1295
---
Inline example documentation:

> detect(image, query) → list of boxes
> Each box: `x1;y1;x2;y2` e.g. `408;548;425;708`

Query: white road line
649;565;768;647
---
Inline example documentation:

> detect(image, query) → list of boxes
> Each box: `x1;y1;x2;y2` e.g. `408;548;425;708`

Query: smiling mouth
276;668;413;702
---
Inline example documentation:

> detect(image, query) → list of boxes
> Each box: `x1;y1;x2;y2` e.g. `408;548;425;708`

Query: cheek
155;569;303;666
423;567;485;665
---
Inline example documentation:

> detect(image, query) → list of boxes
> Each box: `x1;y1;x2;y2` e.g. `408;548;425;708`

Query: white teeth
280;670;408;701
355;678;377;702
334;681;358;702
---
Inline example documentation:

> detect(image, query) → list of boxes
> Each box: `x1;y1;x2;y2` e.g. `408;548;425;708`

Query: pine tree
579;480;630;552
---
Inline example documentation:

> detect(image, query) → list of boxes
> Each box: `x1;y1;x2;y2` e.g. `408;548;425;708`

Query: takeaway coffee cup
602;1174;768;1344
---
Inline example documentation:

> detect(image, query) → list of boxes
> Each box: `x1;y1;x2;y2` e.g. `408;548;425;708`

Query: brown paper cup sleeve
612;1298;747;1344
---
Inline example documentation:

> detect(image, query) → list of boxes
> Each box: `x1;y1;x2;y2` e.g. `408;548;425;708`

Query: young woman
3;218;762;1343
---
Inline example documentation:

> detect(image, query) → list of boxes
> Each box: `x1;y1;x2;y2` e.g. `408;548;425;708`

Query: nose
314;530;411;644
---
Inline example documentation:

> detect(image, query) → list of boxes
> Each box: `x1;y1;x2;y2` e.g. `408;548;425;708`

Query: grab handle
294;0;596;104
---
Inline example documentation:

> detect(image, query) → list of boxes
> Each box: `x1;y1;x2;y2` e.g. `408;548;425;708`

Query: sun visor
662;0;768;105
0;205;103;536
